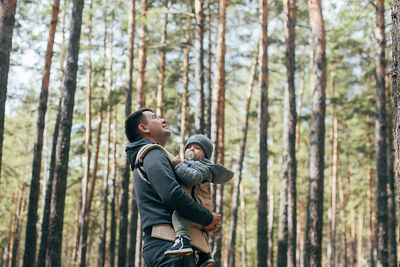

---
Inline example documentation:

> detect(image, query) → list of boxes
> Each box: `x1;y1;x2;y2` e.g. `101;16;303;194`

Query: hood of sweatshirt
125;138;153;167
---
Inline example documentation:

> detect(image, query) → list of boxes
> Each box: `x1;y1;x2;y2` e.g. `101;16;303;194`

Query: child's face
185;143;205;160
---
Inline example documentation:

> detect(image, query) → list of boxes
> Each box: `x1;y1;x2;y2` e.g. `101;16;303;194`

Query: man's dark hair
125;108;153;143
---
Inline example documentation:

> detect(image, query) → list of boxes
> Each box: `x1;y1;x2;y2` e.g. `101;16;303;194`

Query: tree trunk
136;0;148;109
179;6;191;157
338;174;348;267
156;1;168;117
283;1;297;265
375;1;389;266
385;70;397;267
77;0;93;264
37;102;61;267
37;3;67;263
109;106;118;267
9;190;26;267
240;183;247;267
295;70;305;152
98;9;114;266
121;0;136;266
206;0;213;137
0;0;18;183
194;0;205;134
277;143;288;267
45;0;85;265
257;0;269;266
350;206;357;265
304;0;326;266
23;0;61;265
226;48;258;267
267;189;275;267
210;0;227;264
357;206;364;267
328;71;338;267
391;1;400;266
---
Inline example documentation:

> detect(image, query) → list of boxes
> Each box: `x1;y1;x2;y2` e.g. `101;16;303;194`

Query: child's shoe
164;235;193;258
197;251;214;267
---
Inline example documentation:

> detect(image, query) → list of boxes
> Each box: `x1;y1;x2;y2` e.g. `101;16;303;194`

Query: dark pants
142;234;196;267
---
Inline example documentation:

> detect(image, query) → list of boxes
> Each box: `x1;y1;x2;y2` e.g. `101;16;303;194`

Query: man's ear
138;123;149;134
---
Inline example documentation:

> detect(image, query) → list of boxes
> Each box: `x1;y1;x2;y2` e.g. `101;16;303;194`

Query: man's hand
204;213;221;233
171;155;182;166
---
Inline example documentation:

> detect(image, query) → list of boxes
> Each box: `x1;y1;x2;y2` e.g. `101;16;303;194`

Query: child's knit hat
184;134;213;160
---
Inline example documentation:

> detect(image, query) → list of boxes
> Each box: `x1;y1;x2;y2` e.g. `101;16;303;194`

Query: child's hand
171;155;182;166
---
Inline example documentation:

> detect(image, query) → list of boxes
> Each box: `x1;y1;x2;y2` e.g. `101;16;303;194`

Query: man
125;108;221;266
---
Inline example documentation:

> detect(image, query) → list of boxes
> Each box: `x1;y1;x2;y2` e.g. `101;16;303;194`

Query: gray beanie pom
184;134;213;160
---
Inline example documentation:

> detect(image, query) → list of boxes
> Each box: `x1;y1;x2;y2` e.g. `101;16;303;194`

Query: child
164;134;234;267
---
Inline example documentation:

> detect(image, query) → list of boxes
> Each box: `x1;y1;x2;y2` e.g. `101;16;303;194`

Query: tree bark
267;189;275;267
156;1;168;117
295;70;305;152
328;71;338;267
304;0;326;266
391;2;400;267
98;9;114;266
240;183;248;267
226;48;258;267
23;1;61;265
385;69;397;267
0;0;17;183
45;0;85;265
257;0;269;266
37;101;61;267
283;1;297;265
109;106;118;267
136;0;148;109
121;0;136;266
210;0;227;264
77;0;93;264
194;0;205;134
206;0;213;137
180;5;191;157
375;1;389;266
338;173;348;267
357;206;364;267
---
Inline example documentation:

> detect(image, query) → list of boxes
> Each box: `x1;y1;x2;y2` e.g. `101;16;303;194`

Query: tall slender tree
304;0;326;266
328;71;338;267
45;0;85;265
375;0;389;266
77;0;93;265
37;5;67;264
391;2;400;267
98;6;114;267
122;0;136;266
156;0;168;117
23;1;61;265
226;48;258;267
194;0;205;133
136;0;148;109
0;0;18;183
257;0;269;266
210;0;227;264
385;78;397;267
283;1;297;266
180;3;191;157
206;0;213;137
109;106;118;267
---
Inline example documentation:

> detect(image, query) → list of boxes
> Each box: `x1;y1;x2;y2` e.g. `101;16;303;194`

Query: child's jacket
174;158;234;211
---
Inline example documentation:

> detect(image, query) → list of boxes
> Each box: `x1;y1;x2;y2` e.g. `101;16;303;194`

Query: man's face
140;111;171;146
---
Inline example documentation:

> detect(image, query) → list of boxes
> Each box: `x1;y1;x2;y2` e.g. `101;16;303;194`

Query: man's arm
143;149;213;226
